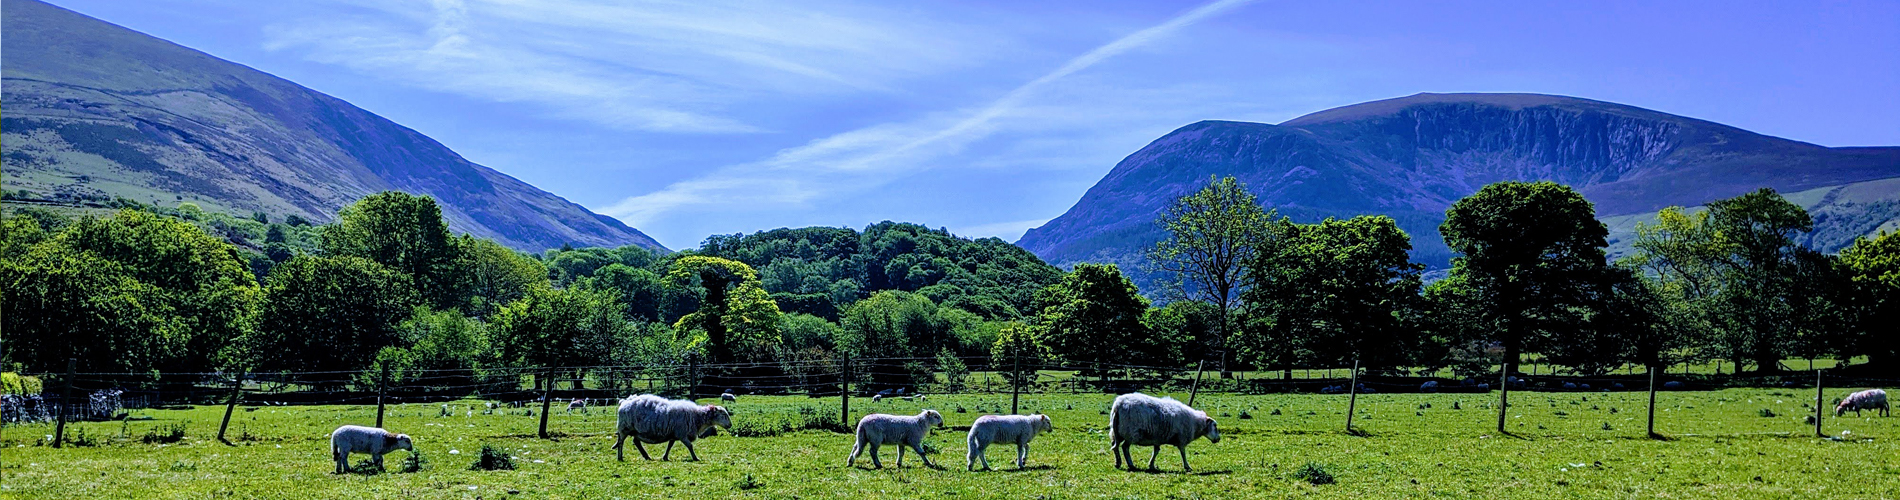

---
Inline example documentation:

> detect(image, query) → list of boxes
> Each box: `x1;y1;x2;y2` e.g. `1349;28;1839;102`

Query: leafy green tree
1239;216;1424;372
489;285;633;387
452;236;547;317
1034;264;1172;372
1841;231;1900;371
665;256;768;363
1147;176;1284;374
251;256;418;378
3;247;179;376
365;307;495;389
321;192;459;309
1440;181;1610;377
578;263;667;321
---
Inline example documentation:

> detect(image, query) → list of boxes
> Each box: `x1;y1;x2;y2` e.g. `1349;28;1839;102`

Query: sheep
568;399;586;413
1663;381;1685;390
966;414;1053;471
847;410;944;469
1836;389;1890;417
1420;381;1439;393
613;394;732;462
720;391;737;403
328;425;413;474
1108;393;1220;472
871;394;884;403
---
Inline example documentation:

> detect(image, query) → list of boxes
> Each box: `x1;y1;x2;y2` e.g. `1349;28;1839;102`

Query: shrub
399;451;427;473
734;473;763;490
1294;462;1335;485
469;444;515;471
1758;408;1776;418
142;422;188;444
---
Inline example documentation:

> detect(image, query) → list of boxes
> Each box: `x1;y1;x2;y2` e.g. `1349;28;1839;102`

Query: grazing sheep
720;391;737;403
847;410;944;469
568;399;586;413
871;394;884;403
1108;393;1220;472
966;414;1053;471
329;425;413;474
1836;389;1890;417
1420;381;1439;393
613;395;732;462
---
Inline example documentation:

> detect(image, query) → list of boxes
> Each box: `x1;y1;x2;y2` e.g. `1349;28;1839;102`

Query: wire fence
9;355;1899;447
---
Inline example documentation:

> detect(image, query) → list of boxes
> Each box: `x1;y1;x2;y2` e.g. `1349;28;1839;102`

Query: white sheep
1836;389;1890;417
613;394;732;461
568;398;586;413
871;394;883;403
966;414;1053;471
847;410;944;469
721;391;737;403
1108;393;1220;472
328;425;413;474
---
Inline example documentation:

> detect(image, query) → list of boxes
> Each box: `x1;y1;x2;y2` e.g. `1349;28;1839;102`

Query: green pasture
4;388;1896;499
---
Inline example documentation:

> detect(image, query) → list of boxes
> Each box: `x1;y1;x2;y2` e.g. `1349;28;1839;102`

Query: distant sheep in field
901;394;927;402
848;410;944;469
1663;381;1685;390
613;395;732;461
568;399;586;413
1420;381;1439;393
967;414;1053;471
720;391;736;403
1836;389;1889;417
1108;393;1220;472
329;425;413;474
871;394;884;403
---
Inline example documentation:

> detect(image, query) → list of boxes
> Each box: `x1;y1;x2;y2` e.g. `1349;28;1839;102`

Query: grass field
4;388;1896;499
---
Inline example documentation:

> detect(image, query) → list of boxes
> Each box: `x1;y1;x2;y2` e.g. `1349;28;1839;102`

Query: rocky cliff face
1020;93;1900;274
0;0;665;252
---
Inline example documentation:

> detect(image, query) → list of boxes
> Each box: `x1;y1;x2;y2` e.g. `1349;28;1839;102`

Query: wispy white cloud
601;0;1262;227
263;0;993;132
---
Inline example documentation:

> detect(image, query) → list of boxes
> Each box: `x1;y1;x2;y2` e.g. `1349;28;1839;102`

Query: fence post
1010;347;1022;415
1346;359;1360;433
1647;365;1659;439
54;358;75;448
1496;357;1510;434
840;353;851;425
1814;369;1824;438
1187;360;1206;407
538;370;553;439
376;364;389;429
218;370;245;444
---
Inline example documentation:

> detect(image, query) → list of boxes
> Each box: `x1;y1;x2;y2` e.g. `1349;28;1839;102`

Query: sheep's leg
896;443;907;468
869;443;883;468
1017;442;1028;469
966;438;980;471
334;450;346;475
1147;446;1160;471
1178;445;1192;472
848;439;864;467
634;441;653;460
614;433;627;462
911;441;934;468
1110;436;1124;469
682;439;699;461
662;440;676;461
372;452;384;471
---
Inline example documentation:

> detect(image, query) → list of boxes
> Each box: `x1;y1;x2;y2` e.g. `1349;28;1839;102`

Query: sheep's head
921;410;944;428
1836;400;1853;417
1201;416;1221;444
386;433;415;452
708;405;733;429
1034;414;1053;434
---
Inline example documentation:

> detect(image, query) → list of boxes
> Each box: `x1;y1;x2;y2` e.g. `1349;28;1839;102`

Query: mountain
0;0;665;252
1019;92;1900;276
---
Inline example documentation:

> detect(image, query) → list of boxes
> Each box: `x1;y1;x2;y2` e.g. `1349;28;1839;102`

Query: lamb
847;410;944;469
613;394;732;462
328;425;414;474
720;391;737;403
871;394;884;403
568;399;586;413
966;414;1053;471
1836;389;1890;417
1108;393;1220;472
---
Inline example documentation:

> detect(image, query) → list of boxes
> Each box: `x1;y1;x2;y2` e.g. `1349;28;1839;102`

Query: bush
469;444;515;471
142;422;188;444
1294;462;1335;485
1;373;43;395
398;451;427;473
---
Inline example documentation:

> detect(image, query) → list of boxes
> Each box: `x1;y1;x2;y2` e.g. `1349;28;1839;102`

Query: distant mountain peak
1020;92;1900;278
1;0;665;252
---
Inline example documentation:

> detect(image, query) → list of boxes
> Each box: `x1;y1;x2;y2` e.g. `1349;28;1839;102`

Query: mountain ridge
1;0;665;252
1019;92;1900;274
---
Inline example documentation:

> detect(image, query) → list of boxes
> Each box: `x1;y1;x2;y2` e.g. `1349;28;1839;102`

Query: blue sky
42;0;1900;249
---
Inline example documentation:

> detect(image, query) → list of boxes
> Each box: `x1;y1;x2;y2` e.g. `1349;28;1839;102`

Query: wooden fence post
1496;358;1510;434
1010;347;1022;415
1814;369;1824;438
840;353;851;425
54;358;75;448
1187;360;1206;407
1647;365;1660;439
1346;359;1360;433
538;370;553;439
218;371;245;444
375;365;389;429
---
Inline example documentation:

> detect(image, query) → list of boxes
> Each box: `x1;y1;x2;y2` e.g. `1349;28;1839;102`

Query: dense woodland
3;179;1898;393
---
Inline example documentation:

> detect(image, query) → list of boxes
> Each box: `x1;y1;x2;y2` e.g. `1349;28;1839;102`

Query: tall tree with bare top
1146;176;1285;376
